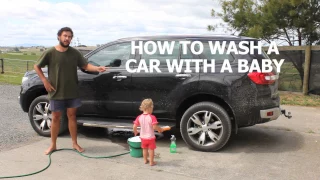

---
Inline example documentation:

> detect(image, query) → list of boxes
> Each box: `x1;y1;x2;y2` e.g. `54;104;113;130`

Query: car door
78;42;135;119
77;69;101;116
130;39;200;120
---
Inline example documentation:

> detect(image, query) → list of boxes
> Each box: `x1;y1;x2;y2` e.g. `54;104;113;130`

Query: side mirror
109;59;122;67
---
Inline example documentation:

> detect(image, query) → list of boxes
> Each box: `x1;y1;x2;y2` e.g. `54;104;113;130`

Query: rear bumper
260;107;281;120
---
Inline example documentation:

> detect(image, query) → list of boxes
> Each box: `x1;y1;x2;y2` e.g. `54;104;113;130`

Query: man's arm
77;50;107;73
34;50;55;92
33;64;47;83
34;65;55;92
82;63;106;72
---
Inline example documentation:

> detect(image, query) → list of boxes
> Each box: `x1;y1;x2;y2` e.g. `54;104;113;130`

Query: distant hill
15;43;43;47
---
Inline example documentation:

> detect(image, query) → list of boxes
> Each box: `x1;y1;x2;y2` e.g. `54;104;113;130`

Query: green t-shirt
36;47;88;100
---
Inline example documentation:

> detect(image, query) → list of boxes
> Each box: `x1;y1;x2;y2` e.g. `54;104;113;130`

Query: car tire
28;95;68;137
180;102;232;152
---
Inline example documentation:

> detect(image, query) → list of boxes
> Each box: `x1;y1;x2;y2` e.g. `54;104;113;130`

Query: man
34;27;107;155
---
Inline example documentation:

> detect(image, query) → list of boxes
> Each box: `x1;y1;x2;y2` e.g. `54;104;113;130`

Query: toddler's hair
139;98;154;111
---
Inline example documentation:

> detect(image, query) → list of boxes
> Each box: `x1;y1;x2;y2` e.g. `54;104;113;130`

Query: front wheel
28;95;68;137
180;102;232;152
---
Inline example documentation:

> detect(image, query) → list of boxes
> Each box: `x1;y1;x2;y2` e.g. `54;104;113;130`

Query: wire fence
267;50;304;92
265;46;320;95
1;58;37;74
0;58;37;85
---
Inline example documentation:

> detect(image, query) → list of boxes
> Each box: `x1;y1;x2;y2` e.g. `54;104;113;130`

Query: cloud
0;0;224;46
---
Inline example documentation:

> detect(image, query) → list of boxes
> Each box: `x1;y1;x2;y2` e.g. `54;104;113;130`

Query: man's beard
59;40;70;48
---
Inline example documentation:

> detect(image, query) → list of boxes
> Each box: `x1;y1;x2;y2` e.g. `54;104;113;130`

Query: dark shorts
49;98;82;112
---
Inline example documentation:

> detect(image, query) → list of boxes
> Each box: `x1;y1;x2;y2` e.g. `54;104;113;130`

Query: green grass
278;80;302;92
0;52;41;60
0;72;23;85
280;91;320;107
280;62;302;74
0;53;38;74
277;62;303;92
0;52;38;84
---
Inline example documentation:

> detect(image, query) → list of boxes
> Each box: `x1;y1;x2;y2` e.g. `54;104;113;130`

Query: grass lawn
278;62;303;92
0;72;24;85
279;91;320;107
0;53;38;74
0;52;41;60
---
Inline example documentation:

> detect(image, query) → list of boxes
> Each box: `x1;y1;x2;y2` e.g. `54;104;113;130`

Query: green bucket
127;136;143;158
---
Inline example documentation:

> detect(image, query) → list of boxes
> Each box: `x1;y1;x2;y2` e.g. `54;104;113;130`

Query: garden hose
0;148;130;179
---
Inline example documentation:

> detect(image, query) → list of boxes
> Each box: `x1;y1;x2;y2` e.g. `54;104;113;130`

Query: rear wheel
180;102;232;152
28;95;68;137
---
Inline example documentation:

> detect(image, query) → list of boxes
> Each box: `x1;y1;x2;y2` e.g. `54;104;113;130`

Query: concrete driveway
0;104;320;179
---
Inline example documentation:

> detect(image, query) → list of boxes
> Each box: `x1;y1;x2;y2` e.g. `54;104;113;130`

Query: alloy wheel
187;110;223;146
32;102;52;133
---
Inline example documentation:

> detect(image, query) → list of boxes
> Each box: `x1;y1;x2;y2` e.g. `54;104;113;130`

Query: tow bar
281;109;292;119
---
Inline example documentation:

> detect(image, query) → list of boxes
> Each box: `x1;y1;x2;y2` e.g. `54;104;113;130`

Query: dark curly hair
57;27;74;38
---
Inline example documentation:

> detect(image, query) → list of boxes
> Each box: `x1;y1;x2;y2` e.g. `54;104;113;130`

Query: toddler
133;98;163;166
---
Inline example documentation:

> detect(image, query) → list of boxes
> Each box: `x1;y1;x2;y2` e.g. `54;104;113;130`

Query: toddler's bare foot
73;144;85;153
45;145;56;155
150;161;157;166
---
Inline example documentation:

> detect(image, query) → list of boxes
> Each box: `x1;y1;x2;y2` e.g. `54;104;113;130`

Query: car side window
87;42;132;67
140;40;180;67
180;45;196;60
196;41;234;63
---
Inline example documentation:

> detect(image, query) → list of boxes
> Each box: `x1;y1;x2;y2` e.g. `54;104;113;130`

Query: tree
208;0;320;84
209;0;320;45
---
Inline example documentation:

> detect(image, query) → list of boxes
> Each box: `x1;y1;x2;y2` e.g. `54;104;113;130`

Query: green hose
0;148;130;179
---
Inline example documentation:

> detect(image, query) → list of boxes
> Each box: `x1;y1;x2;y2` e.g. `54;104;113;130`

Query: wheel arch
28;94;68;137
175;93;237;133
25;87;47;112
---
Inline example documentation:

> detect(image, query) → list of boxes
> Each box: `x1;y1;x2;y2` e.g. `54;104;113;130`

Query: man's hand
44;80;55;92
97;66;107;72
34;64;55;93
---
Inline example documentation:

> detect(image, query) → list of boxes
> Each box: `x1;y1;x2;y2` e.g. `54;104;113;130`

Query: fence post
303;45;311;95
27;61;29;71
0;58;3;74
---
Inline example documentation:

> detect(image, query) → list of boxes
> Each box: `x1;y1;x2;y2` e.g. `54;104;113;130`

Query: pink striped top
133;113;158;140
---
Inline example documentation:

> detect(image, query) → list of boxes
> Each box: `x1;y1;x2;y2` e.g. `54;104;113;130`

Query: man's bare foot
73;144;85;153
45;146;57;155
150;161;157;166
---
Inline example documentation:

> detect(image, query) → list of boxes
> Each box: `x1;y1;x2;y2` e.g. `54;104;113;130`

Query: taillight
248;72;277;85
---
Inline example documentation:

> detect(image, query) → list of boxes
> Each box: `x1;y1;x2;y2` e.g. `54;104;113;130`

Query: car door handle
113;75;127;79
175;74;191;78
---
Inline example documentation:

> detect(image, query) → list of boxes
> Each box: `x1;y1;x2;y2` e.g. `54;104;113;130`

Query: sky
0;0;227;47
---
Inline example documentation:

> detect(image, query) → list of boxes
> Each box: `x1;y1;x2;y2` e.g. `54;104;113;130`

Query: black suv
19;35;291;152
